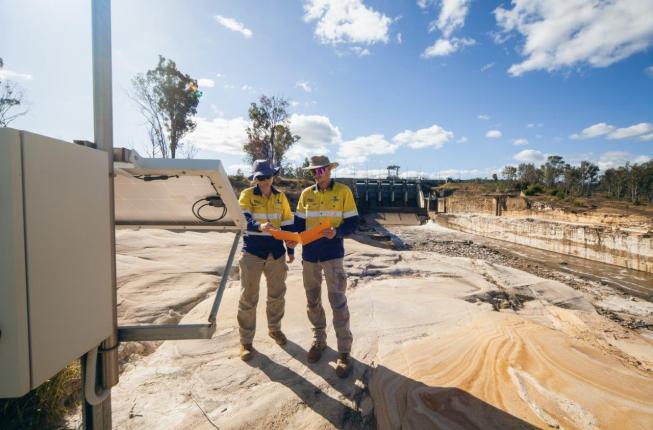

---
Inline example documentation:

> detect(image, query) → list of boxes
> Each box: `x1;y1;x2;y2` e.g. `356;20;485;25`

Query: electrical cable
192;196;227;222
132;174;178;181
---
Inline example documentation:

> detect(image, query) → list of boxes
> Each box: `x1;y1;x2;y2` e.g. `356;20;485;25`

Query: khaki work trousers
302;258;353;353
237;252;288;345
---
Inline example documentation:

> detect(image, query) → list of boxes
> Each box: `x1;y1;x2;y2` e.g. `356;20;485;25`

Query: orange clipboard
270;221;331;245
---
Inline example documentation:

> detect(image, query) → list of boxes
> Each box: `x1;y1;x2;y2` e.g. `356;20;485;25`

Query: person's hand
260;222;278;232
285;240;298;249
321;227;337;240
287;254;295;263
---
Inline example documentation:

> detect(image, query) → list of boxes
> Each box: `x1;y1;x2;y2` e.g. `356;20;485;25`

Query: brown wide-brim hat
302;155;339;170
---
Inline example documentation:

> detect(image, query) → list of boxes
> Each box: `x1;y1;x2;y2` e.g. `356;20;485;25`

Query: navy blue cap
248;159;281;180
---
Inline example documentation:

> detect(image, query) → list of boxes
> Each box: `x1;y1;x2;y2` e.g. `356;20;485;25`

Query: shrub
524;184;544;195
0;363;81;430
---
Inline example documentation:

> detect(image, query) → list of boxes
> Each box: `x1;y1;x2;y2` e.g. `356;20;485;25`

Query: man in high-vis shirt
237;160;295;361
295;155;359;378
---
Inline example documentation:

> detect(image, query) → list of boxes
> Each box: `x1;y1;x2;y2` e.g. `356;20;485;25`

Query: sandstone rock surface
111;228;653;429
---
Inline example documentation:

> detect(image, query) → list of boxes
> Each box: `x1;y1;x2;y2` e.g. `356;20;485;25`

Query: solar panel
113;149;245;231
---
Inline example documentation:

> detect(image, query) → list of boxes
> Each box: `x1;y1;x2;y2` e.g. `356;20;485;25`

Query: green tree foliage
562;164;582;196
502;165;517;182
602;161;653;203
579;160;599;196
0;57;29;127
131;55;200;158
543;155;565;187
478;154;651;203
244;95;300;165
517;163;542;186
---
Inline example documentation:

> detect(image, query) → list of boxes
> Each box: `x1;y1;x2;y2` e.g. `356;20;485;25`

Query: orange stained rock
371;311;653;430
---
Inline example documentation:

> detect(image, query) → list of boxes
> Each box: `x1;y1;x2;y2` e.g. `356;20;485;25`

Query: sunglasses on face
255;175;272;181
311;167;329;177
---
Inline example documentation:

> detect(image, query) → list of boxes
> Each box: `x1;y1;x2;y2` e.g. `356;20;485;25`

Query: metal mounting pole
83;0;117;428
209;231;241;323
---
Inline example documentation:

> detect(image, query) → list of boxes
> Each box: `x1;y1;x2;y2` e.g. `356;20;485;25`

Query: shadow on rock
248;339;539;430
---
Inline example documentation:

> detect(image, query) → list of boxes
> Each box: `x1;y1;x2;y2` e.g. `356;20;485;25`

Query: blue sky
1;0;652;178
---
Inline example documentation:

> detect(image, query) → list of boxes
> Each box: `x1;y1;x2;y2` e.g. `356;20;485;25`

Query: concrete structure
437;213;653;274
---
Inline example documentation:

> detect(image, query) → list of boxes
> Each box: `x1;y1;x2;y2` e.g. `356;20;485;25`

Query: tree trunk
270;127;276;165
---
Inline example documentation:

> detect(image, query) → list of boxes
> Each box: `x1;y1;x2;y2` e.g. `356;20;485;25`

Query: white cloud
303;0;391;45
392;124;454;149
223;83;235;89
513;138;528;146
214;15;253;38
185;117;249;155
295;80;313;93
570;122;653;141
337;167;399;178
526;122;543;128
226;163;250;175
457;136;468;143
480;62;495;72
598;151;651;170
286;114;342;161
209;104;224;117
290;101;300;107
646;65;653;78
430;0;471;38
0;68;33;80
478;114;490;120
241;84;255;92
608;122;653;140
421;37;475;58
435;167;500;179
570;122;614;140
421;0;473;58
336;165;502;180
338;134;399;164
350;46;371;56
495;1;653;76
514;149;546;163
197;78;215;88
396;32;403;44
485;129;502;138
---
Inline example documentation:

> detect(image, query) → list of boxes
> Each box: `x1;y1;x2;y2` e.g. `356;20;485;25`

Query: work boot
335;353;351;378
268;330;287;346
240;343;254;361
307;340;327;363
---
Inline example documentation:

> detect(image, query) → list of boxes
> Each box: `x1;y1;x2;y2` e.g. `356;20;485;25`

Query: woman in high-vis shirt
237;160;296;361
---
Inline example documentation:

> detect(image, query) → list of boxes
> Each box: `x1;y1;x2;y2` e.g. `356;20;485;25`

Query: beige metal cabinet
0;129;113;398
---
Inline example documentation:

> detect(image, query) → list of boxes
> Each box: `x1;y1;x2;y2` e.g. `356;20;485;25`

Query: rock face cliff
433;195;653;273
437;213;653;273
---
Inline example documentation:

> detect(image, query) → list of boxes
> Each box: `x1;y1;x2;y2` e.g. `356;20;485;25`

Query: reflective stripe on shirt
305;210;343;218
252;213;281;220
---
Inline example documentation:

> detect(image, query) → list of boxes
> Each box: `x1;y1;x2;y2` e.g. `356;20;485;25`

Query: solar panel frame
114;155;246;231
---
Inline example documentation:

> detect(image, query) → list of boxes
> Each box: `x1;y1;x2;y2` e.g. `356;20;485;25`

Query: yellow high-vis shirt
239;185;294;259
294;180;359;262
